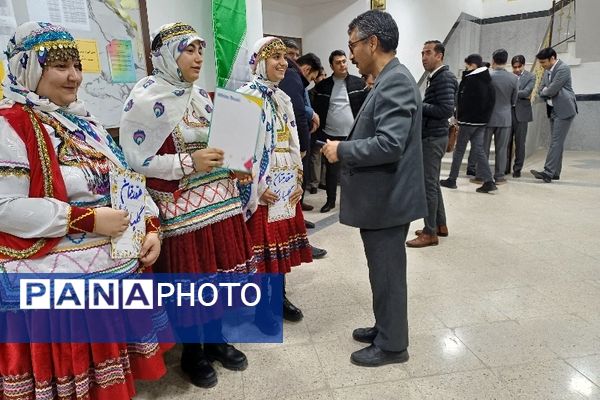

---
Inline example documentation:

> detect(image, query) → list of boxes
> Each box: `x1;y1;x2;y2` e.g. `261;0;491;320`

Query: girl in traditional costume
119;23;254;388
0;22;168;400
237;37;313;322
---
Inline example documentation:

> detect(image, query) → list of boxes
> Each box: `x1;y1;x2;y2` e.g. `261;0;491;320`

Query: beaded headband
5;23;79;65
152;22;205;50
257;39;286;61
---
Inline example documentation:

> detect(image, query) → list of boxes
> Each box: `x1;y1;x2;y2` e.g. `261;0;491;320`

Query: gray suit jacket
487;68;518;127
539;59;577;119
514;70;535;122
337;58;426;229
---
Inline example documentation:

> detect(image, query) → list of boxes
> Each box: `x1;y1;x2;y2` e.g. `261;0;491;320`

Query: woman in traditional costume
0;22;168;399
237;37;313;322
119;22;254;389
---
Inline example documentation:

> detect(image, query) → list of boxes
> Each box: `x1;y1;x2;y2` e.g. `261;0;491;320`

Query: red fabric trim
68;206;96;234
145;216;161;234
0;104;67;260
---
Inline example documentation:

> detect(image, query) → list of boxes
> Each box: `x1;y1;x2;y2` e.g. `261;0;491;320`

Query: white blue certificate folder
208;88;263;173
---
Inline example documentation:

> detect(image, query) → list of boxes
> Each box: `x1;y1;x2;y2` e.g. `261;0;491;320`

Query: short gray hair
348;10;398;53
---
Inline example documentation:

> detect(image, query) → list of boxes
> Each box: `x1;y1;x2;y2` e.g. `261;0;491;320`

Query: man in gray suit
322;10;426;367
531;47;577;182
478;49;517;184
509;55;535;177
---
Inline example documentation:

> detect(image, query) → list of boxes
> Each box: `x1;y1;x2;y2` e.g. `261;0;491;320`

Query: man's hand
310;113;320;133
322;139;340;163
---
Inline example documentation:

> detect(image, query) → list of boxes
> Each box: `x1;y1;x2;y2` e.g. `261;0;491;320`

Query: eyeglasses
348;36;369;53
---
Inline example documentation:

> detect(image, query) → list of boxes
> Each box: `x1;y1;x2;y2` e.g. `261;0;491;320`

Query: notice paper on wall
26;0;90;31
106;39;136;83
75;39;101;73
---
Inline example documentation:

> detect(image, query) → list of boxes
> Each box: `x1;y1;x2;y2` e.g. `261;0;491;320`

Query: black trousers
323;133;346;203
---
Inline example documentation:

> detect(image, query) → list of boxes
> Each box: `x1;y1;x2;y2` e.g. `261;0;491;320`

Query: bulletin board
1;0;152;129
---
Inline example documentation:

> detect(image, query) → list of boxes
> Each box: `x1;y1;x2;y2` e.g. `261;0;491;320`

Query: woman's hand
260;188;279;205
289;186;303;206
235;171;254;185
191;147;224;172
93;207;129;237
139;232;161;267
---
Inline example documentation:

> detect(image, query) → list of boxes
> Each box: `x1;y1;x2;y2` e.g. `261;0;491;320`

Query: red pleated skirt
0;342;173;400
155;213;255;274
246;203;312;274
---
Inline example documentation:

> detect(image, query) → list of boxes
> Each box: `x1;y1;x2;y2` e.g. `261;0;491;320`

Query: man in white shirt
312;50;367;212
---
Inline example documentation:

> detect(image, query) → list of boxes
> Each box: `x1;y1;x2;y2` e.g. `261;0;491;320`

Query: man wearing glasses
322;10;426;367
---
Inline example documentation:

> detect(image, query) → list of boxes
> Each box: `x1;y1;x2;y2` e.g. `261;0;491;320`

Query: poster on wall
106;39;137;83
0;0;17;58
26;0;91;31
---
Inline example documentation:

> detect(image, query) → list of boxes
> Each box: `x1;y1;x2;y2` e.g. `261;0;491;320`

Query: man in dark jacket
407;40;457;248
312;49;367;212
279;52;328;262
440;53;497;193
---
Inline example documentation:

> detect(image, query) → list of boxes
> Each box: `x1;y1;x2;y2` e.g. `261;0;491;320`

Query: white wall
262;1;304;38
386;0;482;80
145;0;216;89
302;0;368;77
481;0;552;18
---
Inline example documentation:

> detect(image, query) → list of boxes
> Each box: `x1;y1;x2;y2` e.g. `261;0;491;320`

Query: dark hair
424;40;445;57
511;54;526;66
464;53;483;67
348;10;398;53
492;49;508;64
536;47;557;60
483;61;491;68
328;49;346;65
283;39;299;50
296;52;323;72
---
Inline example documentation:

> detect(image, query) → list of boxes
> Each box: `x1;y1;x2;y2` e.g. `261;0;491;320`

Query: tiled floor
136;150;600;399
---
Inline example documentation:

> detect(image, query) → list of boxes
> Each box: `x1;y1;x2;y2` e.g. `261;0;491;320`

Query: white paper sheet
208;88;262;173
267;167;297;223
0;0;16;57
26;0;90;31
109;164;146;259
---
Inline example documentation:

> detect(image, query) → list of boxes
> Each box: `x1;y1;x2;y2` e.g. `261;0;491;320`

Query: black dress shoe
283;296;304;322
309;187;318;194
440;178;457;189
320;201;335;213
181;345;218;388
311;245;327;259
476;181;498;193
530;169;552;183
512;171;521;178
350;344;409;367
553;175;560;180
318;183;327;190
305;220;315;229
204;343;248;371
352;326;378;343
466;168;476;176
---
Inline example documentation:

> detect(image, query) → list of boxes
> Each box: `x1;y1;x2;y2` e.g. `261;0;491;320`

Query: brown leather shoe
301;202;314;211
406;233;439;248
415;225;448;237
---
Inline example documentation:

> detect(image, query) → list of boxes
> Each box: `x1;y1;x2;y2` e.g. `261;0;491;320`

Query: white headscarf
0;21;127;168
237;37;301;219
119;22;213;170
